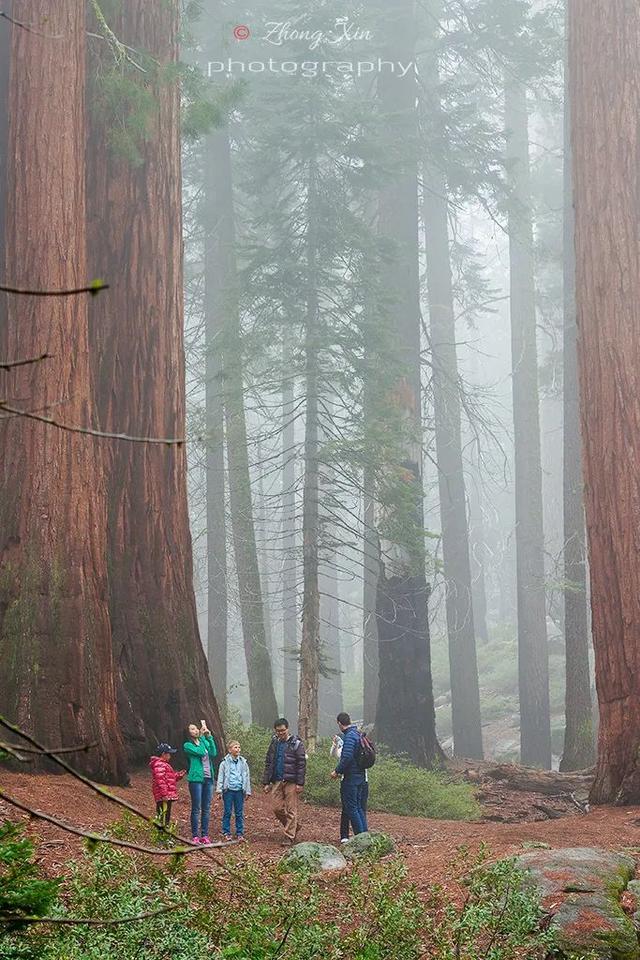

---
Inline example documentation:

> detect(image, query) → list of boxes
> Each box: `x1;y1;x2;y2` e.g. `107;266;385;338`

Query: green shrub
1;824;564;960
425;847;556;960
224;717;481;821
0;823;60;928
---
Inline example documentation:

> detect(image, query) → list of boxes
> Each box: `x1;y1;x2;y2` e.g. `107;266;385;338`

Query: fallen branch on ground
0;904;182;927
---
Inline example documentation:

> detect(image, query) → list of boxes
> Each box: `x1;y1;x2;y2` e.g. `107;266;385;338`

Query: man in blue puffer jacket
330;711;366;835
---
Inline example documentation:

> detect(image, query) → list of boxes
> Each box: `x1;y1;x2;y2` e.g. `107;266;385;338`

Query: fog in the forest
178;0;580;768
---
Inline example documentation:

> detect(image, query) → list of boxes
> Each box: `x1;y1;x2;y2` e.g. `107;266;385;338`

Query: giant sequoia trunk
560;29;594;772
0;1;126;782
0;0;9;334
505;77;552;770
422;21;483;759
569;0;640;803
86;0;222;760
375;0;441;766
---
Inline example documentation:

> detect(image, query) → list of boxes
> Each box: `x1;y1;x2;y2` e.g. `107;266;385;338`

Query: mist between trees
1;0;638;802
183;0;585;772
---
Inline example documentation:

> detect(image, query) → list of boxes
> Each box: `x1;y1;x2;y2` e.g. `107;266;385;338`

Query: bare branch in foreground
0;403;185;446
0;904;182;927
0;740;97;755
0;790;233;855
0;717;228;870
0;10;63;38
0;281;108;296
0;353;51;371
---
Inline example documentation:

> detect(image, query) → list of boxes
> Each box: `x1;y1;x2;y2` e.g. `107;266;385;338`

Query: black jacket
262;734;306;786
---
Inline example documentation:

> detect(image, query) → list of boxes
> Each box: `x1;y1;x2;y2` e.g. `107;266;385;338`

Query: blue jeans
341;775;366;835
360;780;369;832
189;778;213;838
222;789;245;836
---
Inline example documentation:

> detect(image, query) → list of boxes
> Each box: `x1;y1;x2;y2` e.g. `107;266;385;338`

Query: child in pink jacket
149;742;186;828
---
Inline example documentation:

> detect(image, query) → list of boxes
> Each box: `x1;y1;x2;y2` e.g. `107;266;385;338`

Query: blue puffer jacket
334;725;363;779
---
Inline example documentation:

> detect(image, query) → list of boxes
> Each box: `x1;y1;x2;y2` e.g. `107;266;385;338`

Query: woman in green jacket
184;721;218;844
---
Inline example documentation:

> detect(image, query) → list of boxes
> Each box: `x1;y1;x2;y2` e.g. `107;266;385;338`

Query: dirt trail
2;769;640;896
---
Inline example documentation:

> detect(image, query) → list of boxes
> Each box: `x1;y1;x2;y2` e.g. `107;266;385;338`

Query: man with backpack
330;712;374;836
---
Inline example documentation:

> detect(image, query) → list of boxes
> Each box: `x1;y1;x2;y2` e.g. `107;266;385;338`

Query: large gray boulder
515;847;638;959
280;841;347;873
342;831;395;862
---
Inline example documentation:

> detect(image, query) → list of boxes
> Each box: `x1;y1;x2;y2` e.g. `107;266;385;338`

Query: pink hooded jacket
149;756;185;803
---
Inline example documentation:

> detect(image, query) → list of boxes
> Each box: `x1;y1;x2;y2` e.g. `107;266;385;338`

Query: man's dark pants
340;774;366;836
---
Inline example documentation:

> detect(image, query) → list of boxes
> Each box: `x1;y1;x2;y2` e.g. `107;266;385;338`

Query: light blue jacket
216;754;251;795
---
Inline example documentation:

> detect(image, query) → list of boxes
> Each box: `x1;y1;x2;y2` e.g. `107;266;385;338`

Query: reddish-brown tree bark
570;0;640;803
0;1;126;783
86;0;222;760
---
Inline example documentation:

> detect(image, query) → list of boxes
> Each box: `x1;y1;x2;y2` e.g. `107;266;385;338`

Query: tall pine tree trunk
298;159;321;750
281;346;298;724
203;129;228;713
86;0;222;760
0;1;126;782
375;0;442;766
505;76;552;769
362;377;380;724
211;126;278;729
422;24;483;758
469;479;490;645
570;0;640;802
318;401;343;734
560;21;594;771
318;557;343;734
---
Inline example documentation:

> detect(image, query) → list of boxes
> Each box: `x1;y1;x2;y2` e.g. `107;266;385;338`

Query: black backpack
356;732;376;770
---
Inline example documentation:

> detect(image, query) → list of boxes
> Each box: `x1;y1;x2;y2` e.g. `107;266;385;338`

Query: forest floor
3;768;640;898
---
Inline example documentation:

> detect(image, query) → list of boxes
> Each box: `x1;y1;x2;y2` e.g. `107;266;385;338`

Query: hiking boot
201;837;212;846
191;837;201;845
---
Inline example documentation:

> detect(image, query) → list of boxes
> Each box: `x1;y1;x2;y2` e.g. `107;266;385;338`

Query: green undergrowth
0;823;563;960
225;718;481;821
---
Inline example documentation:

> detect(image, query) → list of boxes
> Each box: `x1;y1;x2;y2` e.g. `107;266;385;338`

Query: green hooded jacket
183;734;218;782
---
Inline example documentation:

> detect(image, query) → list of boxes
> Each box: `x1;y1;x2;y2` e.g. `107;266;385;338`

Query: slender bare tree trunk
560;18;594;771
281;346;298;725
256;436;276;678
318;558;342;735
203;130;229;713
505;76;552;769
569;0;640;803
362;378;380;724
318;399;343;734
422;21;483;758
375;0;442;766
469;482;490;645
0;1;126;782
298;159;321;751
86;0;223;759
211;127;278;729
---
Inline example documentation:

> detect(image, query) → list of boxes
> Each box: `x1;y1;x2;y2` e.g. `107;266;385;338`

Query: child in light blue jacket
215;740;251;841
